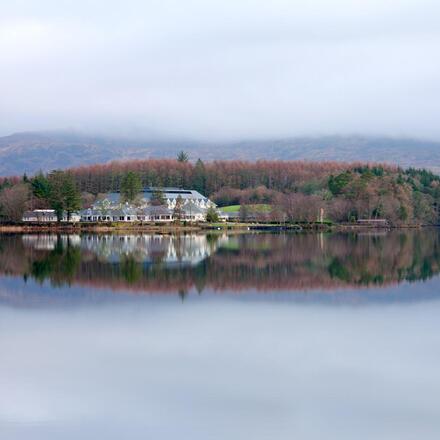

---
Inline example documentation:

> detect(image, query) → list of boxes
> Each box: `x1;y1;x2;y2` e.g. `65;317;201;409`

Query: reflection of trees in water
30;237;81;286
121;256;142;284
0;231;439;292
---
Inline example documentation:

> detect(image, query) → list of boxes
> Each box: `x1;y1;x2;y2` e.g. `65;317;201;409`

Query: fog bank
1;0;440;140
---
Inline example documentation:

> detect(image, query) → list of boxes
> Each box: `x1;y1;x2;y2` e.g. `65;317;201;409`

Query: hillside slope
1;131;440;176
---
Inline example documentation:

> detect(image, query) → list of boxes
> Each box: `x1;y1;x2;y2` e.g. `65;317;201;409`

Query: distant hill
1;131;440;176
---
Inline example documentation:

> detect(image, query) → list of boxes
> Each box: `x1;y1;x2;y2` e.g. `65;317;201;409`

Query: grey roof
112;207;138;216
182;202;206;215
81;207;137;216
24;210;77;218
103;188;210;204
81;209;103;216
140;206;173;216
23;210;56;216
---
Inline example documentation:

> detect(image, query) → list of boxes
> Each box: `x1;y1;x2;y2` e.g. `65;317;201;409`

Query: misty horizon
3;128;440;146
1;0;440;141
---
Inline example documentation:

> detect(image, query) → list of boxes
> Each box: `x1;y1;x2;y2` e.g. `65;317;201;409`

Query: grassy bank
219;204;271;212
0;220;425;234
0;221;334;233
0;222;202;233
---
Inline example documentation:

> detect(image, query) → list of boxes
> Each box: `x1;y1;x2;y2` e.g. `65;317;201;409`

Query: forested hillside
1;158;439;225
1;131;440;175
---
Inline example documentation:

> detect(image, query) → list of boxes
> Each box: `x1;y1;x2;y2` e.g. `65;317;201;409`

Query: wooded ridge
0;158;439;225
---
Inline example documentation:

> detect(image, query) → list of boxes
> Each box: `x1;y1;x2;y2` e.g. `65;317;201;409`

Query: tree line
0;155;440;225
0;171;81;222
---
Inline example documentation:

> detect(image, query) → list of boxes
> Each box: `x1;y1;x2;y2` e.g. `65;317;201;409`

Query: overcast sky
0;0;439;140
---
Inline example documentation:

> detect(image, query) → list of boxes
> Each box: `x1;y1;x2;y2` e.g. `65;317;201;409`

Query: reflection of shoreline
59;275;402;295
1;276;440;309
0;231;438;294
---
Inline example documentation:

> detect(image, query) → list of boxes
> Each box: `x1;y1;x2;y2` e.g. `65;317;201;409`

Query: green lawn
219;205;241;212
219;204;272;213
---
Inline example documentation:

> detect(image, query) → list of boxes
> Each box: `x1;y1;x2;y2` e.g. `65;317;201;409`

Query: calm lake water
1;230;440;439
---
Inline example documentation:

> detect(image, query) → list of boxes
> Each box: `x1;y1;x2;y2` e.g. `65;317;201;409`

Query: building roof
23;209;56;216
23;209;79;219
23;211;39;218
81;207;137;216
103;188;211;205
140;206;173;216
111;207;138;216
181;201;206;215
81;209;100;216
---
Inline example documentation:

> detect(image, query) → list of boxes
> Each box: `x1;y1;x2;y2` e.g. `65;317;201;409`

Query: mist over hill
1;131;440;177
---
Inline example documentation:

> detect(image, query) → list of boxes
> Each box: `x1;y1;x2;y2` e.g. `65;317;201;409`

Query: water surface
1;230;440;439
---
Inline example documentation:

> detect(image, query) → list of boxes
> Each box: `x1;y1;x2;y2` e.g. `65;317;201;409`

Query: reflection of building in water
21;234;219;266
22;234;81;250
7;231;440;295
80;234;218;266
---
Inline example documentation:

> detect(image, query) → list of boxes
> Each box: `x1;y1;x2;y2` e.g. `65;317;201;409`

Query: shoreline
0;222;428;234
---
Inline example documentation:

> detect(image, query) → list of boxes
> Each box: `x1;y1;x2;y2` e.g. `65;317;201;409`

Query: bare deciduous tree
0;184;30;222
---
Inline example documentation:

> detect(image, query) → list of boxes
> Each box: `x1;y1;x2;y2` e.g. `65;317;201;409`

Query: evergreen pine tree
121;171;142;202
47;171;81;221
173;195;184;220
31;172;51;200
63;174;81;220
193;158;207;194
206;206;219;223
177;151;189;163
150;188;166;206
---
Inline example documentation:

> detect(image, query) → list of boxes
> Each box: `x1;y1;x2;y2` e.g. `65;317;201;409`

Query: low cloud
1;0;439;140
